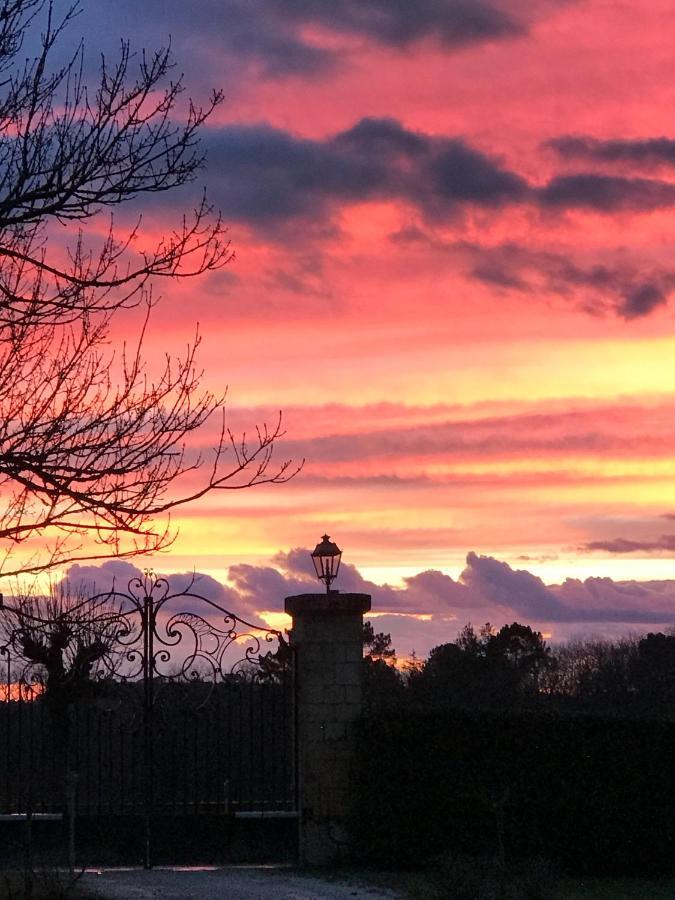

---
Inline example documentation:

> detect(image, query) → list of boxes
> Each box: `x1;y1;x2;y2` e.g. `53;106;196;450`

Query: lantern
311;534;342;593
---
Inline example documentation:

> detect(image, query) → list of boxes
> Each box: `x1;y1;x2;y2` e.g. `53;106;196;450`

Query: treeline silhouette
356;622;675;875
364;621;675;718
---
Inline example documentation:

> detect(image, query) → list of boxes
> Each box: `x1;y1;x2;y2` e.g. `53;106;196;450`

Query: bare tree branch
0;580;130;692
0;1;300;578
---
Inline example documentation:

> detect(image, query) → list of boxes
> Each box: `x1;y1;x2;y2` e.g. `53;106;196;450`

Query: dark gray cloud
272;0;523;48
193;118;675;238
538;174;675;212
429;141;528;207
71;0;335;82
203;124;380;224
60;560;146;597
548;135;675;168
74;0;532;86
464;242;675;319
202;118;528;230
253;547;482;615
37;5;675;322
462;552;571;620
61;561;255;619
583;536;675;554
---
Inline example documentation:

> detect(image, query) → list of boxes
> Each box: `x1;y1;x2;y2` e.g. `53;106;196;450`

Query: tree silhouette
0;1;298;578
362;621;402;710
362;621;396;661
0;584;125;699
412;622;552;709
486;623;551;675
624;632;675;717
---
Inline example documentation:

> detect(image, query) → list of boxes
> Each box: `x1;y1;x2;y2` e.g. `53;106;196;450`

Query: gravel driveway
81;866;404;900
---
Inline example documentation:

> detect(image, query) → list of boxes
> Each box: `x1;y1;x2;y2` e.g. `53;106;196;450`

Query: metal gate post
284;591;371;865
142;586;154;870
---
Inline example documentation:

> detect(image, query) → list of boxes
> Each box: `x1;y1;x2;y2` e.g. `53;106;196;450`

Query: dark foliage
353;710;675;876
354;624;675;877
362;621;396;660
365;623;675;720
403;622;553;711
363;657;404;713
362;620;403;712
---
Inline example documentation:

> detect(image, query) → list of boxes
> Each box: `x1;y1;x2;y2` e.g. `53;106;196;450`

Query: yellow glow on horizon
366;612;435;621
196;329;675;408
399;336;675;408
258;611;292;631
521;555;675;586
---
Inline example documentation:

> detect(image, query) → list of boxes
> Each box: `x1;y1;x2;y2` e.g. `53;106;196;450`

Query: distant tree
573;637;636;713
629;632;675;717
363;621;396;661
485;623;551;677
455;622;483;656
0;1;297;579
412;622;552;710
362;621;403;710
539;638;594;700
400;648;424;683
536;631;675;718
0;584;124;700
537;635;647;717
423;640;467;674
411;639;483;708
363;656;405;711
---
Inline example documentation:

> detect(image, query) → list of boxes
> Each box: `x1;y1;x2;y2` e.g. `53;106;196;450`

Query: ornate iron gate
0;572;296;866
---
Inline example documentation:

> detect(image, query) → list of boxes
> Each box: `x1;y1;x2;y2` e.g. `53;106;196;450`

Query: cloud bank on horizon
58;550;675;658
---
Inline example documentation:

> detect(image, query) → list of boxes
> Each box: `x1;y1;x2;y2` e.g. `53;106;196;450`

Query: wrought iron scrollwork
93;570;290;689
1;569;291;706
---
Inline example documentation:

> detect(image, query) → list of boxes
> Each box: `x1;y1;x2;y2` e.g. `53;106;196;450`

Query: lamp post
311;534;342;593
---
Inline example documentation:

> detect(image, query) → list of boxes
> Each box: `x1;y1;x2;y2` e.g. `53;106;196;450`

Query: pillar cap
285;592;371;617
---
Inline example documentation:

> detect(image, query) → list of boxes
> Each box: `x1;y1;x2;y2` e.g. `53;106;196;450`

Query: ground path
82;865;403;900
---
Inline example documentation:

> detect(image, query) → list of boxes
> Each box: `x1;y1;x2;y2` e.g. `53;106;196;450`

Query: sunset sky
46;0;675;655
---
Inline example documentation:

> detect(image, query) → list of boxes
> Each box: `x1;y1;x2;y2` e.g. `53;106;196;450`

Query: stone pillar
285;591;371;865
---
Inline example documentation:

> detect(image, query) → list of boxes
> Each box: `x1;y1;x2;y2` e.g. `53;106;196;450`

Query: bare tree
0;1;298;577
0;581;128;696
